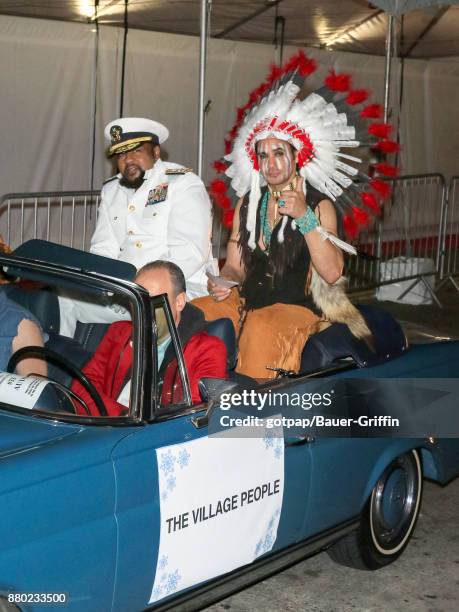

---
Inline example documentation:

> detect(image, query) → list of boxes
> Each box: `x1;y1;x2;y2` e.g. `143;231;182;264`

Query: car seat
5;285;92;385
204;318;256;387
300;304;408;374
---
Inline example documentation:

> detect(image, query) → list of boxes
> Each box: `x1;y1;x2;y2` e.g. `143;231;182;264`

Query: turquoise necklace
259;191;272;248
260;178;296;250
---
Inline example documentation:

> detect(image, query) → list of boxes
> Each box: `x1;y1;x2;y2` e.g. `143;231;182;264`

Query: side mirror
192;378;240;429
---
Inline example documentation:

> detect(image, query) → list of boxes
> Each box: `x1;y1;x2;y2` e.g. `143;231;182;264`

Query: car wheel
328;449;423;570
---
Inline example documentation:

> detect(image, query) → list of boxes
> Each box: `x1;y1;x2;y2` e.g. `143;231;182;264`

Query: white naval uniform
58;160;214;337
91;159;213;297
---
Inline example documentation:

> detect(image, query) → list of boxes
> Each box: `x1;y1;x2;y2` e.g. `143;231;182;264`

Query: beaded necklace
259;191;272;249
260;177;297;250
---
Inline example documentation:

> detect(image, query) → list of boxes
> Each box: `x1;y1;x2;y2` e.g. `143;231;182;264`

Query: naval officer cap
105;117;169;156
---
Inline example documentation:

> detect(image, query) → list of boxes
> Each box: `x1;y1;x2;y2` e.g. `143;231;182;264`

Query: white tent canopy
1;0;459;57
371;0;459;16
0;4;458;195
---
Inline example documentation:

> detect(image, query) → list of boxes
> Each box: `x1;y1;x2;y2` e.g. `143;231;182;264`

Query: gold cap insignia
110;125;123;144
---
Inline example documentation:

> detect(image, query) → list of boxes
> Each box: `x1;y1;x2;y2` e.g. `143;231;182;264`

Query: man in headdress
194;51;396;378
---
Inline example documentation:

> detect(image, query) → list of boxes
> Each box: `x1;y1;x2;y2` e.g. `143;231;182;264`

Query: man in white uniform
59;117;214;336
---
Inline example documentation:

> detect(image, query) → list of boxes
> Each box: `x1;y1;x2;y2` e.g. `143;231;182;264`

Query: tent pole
377;13;395;281
198;0;211;178
383;13;394;123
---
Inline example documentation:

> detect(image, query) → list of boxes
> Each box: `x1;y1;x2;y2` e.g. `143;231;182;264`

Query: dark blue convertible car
0;241;458;612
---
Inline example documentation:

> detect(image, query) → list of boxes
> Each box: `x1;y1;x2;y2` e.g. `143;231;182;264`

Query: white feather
277;216;288;243
316;226;357;255
247;169;261;250
336;152;362;163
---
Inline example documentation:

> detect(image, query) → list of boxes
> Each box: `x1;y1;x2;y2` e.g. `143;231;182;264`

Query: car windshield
0;247;153;423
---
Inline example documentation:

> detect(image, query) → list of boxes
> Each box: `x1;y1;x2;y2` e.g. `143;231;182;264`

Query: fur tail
309;267;373;348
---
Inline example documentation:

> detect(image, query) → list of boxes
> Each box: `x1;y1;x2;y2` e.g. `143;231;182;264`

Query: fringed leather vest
238;186;325;312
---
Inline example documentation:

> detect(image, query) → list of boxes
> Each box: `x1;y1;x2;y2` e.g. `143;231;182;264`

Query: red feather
296;52;317;76
228;126;238;140
346;89;369;105
360;192;381;214
374;140;400;154
352;206;370;225
209;179;227;195
213;160;227;174
374;163;399;178
283;52;300;73
370;178;391;199
368;123;393;138
360;104;383;119
218;195;232;210
223;209;235;228
267;63;283;85
224;139;232;155
248;83;265;104
325;69;351;92
236;106;246;124
343;214;358;239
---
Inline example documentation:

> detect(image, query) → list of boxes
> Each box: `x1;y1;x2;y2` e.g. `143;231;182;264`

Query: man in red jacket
71;261;228;416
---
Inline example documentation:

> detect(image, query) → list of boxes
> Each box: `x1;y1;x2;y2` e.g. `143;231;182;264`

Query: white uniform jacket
90;159;214;298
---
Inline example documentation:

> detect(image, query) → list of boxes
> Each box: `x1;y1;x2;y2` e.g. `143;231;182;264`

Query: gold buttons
135;241;142;248
128;204;136;212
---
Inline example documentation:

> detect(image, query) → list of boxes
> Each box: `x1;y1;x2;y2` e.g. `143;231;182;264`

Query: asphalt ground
205;283;459;612
206;478;459;612
357;282;459;340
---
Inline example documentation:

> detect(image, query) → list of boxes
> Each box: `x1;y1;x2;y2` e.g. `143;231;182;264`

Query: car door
110;298;312;611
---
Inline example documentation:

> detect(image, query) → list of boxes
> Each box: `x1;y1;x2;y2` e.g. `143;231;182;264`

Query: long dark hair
238;186;323;282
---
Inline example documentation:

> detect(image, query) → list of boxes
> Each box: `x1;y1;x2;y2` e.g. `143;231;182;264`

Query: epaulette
103;175;118;185
165;167;193;175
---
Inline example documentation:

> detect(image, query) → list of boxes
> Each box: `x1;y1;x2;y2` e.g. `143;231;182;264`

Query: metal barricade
348;174;446;305
0;178;451;303
0;191;100;251
436;176;459;294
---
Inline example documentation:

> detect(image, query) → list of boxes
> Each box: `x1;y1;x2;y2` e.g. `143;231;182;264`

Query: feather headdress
210;51;399;250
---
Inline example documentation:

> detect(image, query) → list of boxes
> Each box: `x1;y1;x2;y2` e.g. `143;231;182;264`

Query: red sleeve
185;333;228;404
71;325;127;417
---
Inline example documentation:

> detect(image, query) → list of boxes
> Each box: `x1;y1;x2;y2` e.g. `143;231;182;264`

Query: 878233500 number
8;593;67;604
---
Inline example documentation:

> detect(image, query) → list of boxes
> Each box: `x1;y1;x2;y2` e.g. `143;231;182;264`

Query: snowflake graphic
254;511;280;557
165;569;181;594
263;430;275;449
160;573;167;583
274;445;282;460
161;490;168;502
152;585;163;599
159;450;176;476
167;475;177;492
264;531;275;550
178;448;190;468
158;555;168;570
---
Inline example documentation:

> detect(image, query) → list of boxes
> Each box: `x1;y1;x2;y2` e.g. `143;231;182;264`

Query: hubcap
370;451;421;554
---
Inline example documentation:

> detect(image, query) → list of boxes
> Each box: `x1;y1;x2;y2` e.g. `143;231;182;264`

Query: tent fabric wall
0;14;458;200
0;16;96;194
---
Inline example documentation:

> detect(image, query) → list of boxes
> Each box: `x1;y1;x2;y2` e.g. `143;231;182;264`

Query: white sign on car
150;423;284;603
